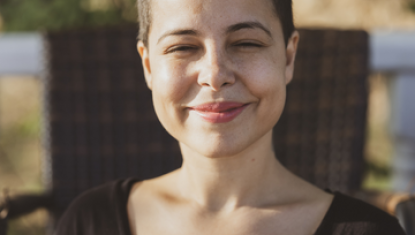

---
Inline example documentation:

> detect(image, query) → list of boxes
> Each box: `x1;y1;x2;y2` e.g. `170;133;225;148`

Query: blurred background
0;0;415;234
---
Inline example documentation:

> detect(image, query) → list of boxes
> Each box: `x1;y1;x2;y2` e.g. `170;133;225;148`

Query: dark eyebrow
226;21;272;38
157;29;199;44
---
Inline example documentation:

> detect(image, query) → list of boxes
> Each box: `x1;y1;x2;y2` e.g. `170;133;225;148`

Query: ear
137;41;153;90
284;31;300;85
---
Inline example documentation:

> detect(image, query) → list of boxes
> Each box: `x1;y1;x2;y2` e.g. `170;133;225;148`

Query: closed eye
165;45;198;54
234;42;264;48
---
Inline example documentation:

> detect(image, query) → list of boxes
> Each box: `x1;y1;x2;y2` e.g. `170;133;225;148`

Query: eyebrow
226;21;272;38
157;29;199;44
157;21;272;44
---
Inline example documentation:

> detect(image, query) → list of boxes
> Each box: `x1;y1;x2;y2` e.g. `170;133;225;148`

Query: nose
197;46;235;91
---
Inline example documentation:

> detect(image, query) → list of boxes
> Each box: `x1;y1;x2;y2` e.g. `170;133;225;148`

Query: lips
189;102;249;123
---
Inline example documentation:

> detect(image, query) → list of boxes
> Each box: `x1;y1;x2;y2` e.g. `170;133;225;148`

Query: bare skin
128;0;334;234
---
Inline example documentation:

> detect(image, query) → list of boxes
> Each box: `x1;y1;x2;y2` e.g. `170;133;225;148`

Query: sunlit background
0;0;415;234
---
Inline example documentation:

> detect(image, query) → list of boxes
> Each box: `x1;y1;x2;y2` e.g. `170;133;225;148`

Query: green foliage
407;0;415;13
410;1;415;13
0;0;137;31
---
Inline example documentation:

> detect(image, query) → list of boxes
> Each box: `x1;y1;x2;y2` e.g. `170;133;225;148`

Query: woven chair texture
274;29;369;193
44;26;369;216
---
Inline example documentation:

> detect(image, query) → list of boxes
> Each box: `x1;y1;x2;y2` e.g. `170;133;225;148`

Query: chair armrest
0;190;53;220
352;190;411;215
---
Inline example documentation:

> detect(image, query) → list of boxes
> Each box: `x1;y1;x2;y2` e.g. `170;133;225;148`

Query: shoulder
62;178;138;214
316;192;406;235
329;192;397;222
54;178;139;235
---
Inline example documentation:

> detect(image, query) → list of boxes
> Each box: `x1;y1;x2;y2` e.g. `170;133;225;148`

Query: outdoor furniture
4;26;406;234
45;27;369;215
274;29;369;193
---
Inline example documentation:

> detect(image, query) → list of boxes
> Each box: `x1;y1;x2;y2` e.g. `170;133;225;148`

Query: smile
189;102;249;123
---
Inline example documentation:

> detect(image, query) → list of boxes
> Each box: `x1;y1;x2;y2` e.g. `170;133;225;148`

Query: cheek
237;53;286;99
150;58;198;134
151;59;192;104
237;54;287;124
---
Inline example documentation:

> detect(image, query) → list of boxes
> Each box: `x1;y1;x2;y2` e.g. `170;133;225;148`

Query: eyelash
165;45;197;54
165;41;264;54
233;42;264;48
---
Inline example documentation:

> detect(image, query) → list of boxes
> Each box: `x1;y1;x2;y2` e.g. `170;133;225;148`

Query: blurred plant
409;0;415;12
0;0;137;31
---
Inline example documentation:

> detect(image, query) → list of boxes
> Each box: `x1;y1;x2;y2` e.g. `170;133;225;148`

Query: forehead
149;0;280;39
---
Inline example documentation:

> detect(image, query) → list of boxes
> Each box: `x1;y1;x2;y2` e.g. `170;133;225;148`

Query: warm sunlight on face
138;0;298;158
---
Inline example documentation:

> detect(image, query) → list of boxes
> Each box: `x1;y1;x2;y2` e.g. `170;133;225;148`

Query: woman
56;0;406;234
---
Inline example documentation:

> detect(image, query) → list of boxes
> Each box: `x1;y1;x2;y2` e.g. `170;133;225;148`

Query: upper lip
189;102;248;113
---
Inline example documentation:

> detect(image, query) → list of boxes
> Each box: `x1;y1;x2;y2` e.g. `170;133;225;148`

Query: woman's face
138;0;298;158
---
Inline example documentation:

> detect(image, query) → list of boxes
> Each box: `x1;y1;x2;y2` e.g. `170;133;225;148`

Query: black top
55;178;406;235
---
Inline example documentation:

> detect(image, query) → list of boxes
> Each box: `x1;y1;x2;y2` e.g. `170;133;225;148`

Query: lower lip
190;105;249;123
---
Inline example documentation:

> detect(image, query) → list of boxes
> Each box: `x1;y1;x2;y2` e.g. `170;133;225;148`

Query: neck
176;131;289;212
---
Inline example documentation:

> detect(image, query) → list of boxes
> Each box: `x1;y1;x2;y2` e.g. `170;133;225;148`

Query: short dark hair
137;0;295;47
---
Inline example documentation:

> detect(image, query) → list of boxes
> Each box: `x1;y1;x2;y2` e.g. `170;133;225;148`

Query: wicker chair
4;26;400;234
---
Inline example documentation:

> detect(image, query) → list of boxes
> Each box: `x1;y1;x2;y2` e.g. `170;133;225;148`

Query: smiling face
138;0;298;158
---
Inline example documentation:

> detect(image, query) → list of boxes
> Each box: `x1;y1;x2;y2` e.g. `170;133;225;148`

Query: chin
180;132;260;159
197;148;243;159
